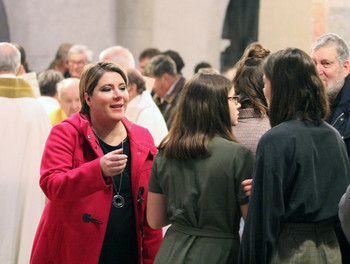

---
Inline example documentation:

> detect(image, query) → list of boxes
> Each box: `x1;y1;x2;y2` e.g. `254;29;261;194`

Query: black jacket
329;74;350;161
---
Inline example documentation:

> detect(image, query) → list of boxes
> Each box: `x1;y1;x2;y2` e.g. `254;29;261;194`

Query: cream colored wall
152;0;229;78
3;0;230;79
259;0;350;55
3;0;119;72
327;0;350;45
3;0;350;77
258;0;313;54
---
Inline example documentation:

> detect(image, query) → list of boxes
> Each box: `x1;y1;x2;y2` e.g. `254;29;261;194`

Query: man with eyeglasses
67;44;93;78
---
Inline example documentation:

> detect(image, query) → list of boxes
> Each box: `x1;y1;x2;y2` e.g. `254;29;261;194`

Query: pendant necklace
112;138;125;208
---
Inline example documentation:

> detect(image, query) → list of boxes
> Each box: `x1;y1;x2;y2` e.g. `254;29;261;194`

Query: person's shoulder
125;117;151;135
53;112;82;134
21;97;47;110
319;120;346;141
342;74;350;92
13;97;51;126
258;121;295;144
212;136;252;154
123;117;156;148
2;97;47;117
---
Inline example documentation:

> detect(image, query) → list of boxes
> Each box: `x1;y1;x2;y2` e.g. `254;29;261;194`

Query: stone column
116;0;155;68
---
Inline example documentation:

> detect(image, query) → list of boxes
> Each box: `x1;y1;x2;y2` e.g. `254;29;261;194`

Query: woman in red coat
30;61;162;264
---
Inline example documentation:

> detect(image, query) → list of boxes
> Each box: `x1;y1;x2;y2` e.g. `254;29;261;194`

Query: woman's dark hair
162;50;185;74
13;43;29;72
127;68;146;94
233;42;270;116
263;48;329;127
79;60;128;114
158;72;236;159
194;61;212;74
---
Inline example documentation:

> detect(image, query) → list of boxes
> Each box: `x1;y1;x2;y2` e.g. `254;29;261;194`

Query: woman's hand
242;179;253;197
100;148;128;177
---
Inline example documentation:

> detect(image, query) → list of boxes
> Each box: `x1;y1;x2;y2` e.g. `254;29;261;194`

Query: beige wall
152;0;228;77
3;0;118;72
327;0;350;45
259;0;350;55
3;0;229;79
3;0;350;78
259;0;313;54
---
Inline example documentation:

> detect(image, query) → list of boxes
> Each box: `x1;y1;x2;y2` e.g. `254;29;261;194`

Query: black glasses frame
228;96;239;104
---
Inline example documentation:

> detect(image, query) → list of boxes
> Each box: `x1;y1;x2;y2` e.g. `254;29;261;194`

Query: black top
239;115;350;264
97;137;138;264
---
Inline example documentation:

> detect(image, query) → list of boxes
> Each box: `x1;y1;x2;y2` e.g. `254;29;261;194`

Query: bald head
0;42;21;74
99;46;135;70
57;78;81;117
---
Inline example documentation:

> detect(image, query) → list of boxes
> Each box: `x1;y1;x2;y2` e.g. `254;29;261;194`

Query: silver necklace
112;138;125;208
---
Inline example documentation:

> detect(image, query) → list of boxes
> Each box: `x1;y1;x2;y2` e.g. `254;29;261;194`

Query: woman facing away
239;48;350;264
147;72;254;264
232;42;272;238
30;61;162;264
232;42;271;157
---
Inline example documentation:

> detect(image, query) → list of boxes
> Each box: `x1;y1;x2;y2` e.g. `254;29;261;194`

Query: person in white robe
0;42;51;264
125;68;168;146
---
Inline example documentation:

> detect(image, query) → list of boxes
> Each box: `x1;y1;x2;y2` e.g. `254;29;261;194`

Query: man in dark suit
312;32;350;264
144;54;185;129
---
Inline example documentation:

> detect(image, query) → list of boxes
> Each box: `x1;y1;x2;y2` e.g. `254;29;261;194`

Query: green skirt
154;223;240;264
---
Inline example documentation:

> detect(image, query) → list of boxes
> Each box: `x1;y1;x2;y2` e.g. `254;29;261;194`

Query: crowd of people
1;32;350;264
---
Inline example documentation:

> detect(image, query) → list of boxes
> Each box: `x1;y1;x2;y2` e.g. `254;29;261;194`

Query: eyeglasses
69;60;86;66
228;96;240;105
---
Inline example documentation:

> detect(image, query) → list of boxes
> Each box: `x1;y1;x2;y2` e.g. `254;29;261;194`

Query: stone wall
3;0;350;79
2;0;229;78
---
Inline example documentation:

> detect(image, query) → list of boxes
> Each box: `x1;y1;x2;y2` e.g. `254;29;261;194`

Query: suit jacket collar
165;75;185;103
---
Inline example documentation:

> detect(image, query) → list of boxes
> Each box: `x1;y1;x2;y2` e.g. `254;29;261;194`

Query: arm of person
40;123;110;201
142;205;163;264
147;191;170;229
241;179;253;197
240;134;288;264
141;149;163;264
240;203;249;220
339;184;350;243
234;146;254;210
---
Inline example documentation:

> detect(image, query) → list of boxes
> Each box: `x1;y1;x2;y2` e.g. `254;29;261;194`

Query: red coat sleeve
40;123;108;201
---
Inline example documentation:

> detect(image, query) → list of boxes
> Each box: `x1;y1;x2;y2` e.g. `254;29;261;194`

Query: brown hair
263;48;329;127
158;72;236;159
79;60;128;114
233;42;270;116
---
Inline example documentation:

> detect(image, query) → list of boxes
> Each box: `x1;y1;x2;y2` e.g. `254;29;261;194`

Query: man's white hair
99;45;135;70
0;42;21;73
68;44;94;62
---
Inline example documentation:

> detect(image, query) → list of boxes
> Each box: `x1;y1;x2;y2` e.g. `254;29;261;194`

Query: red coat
30;113;162;264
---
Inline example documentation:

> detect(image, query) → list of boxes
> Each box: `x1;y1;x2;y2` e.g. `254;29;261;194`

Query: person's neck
91;117;126;146
54;64;68;75
328;87;343;102
169;74;180;86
